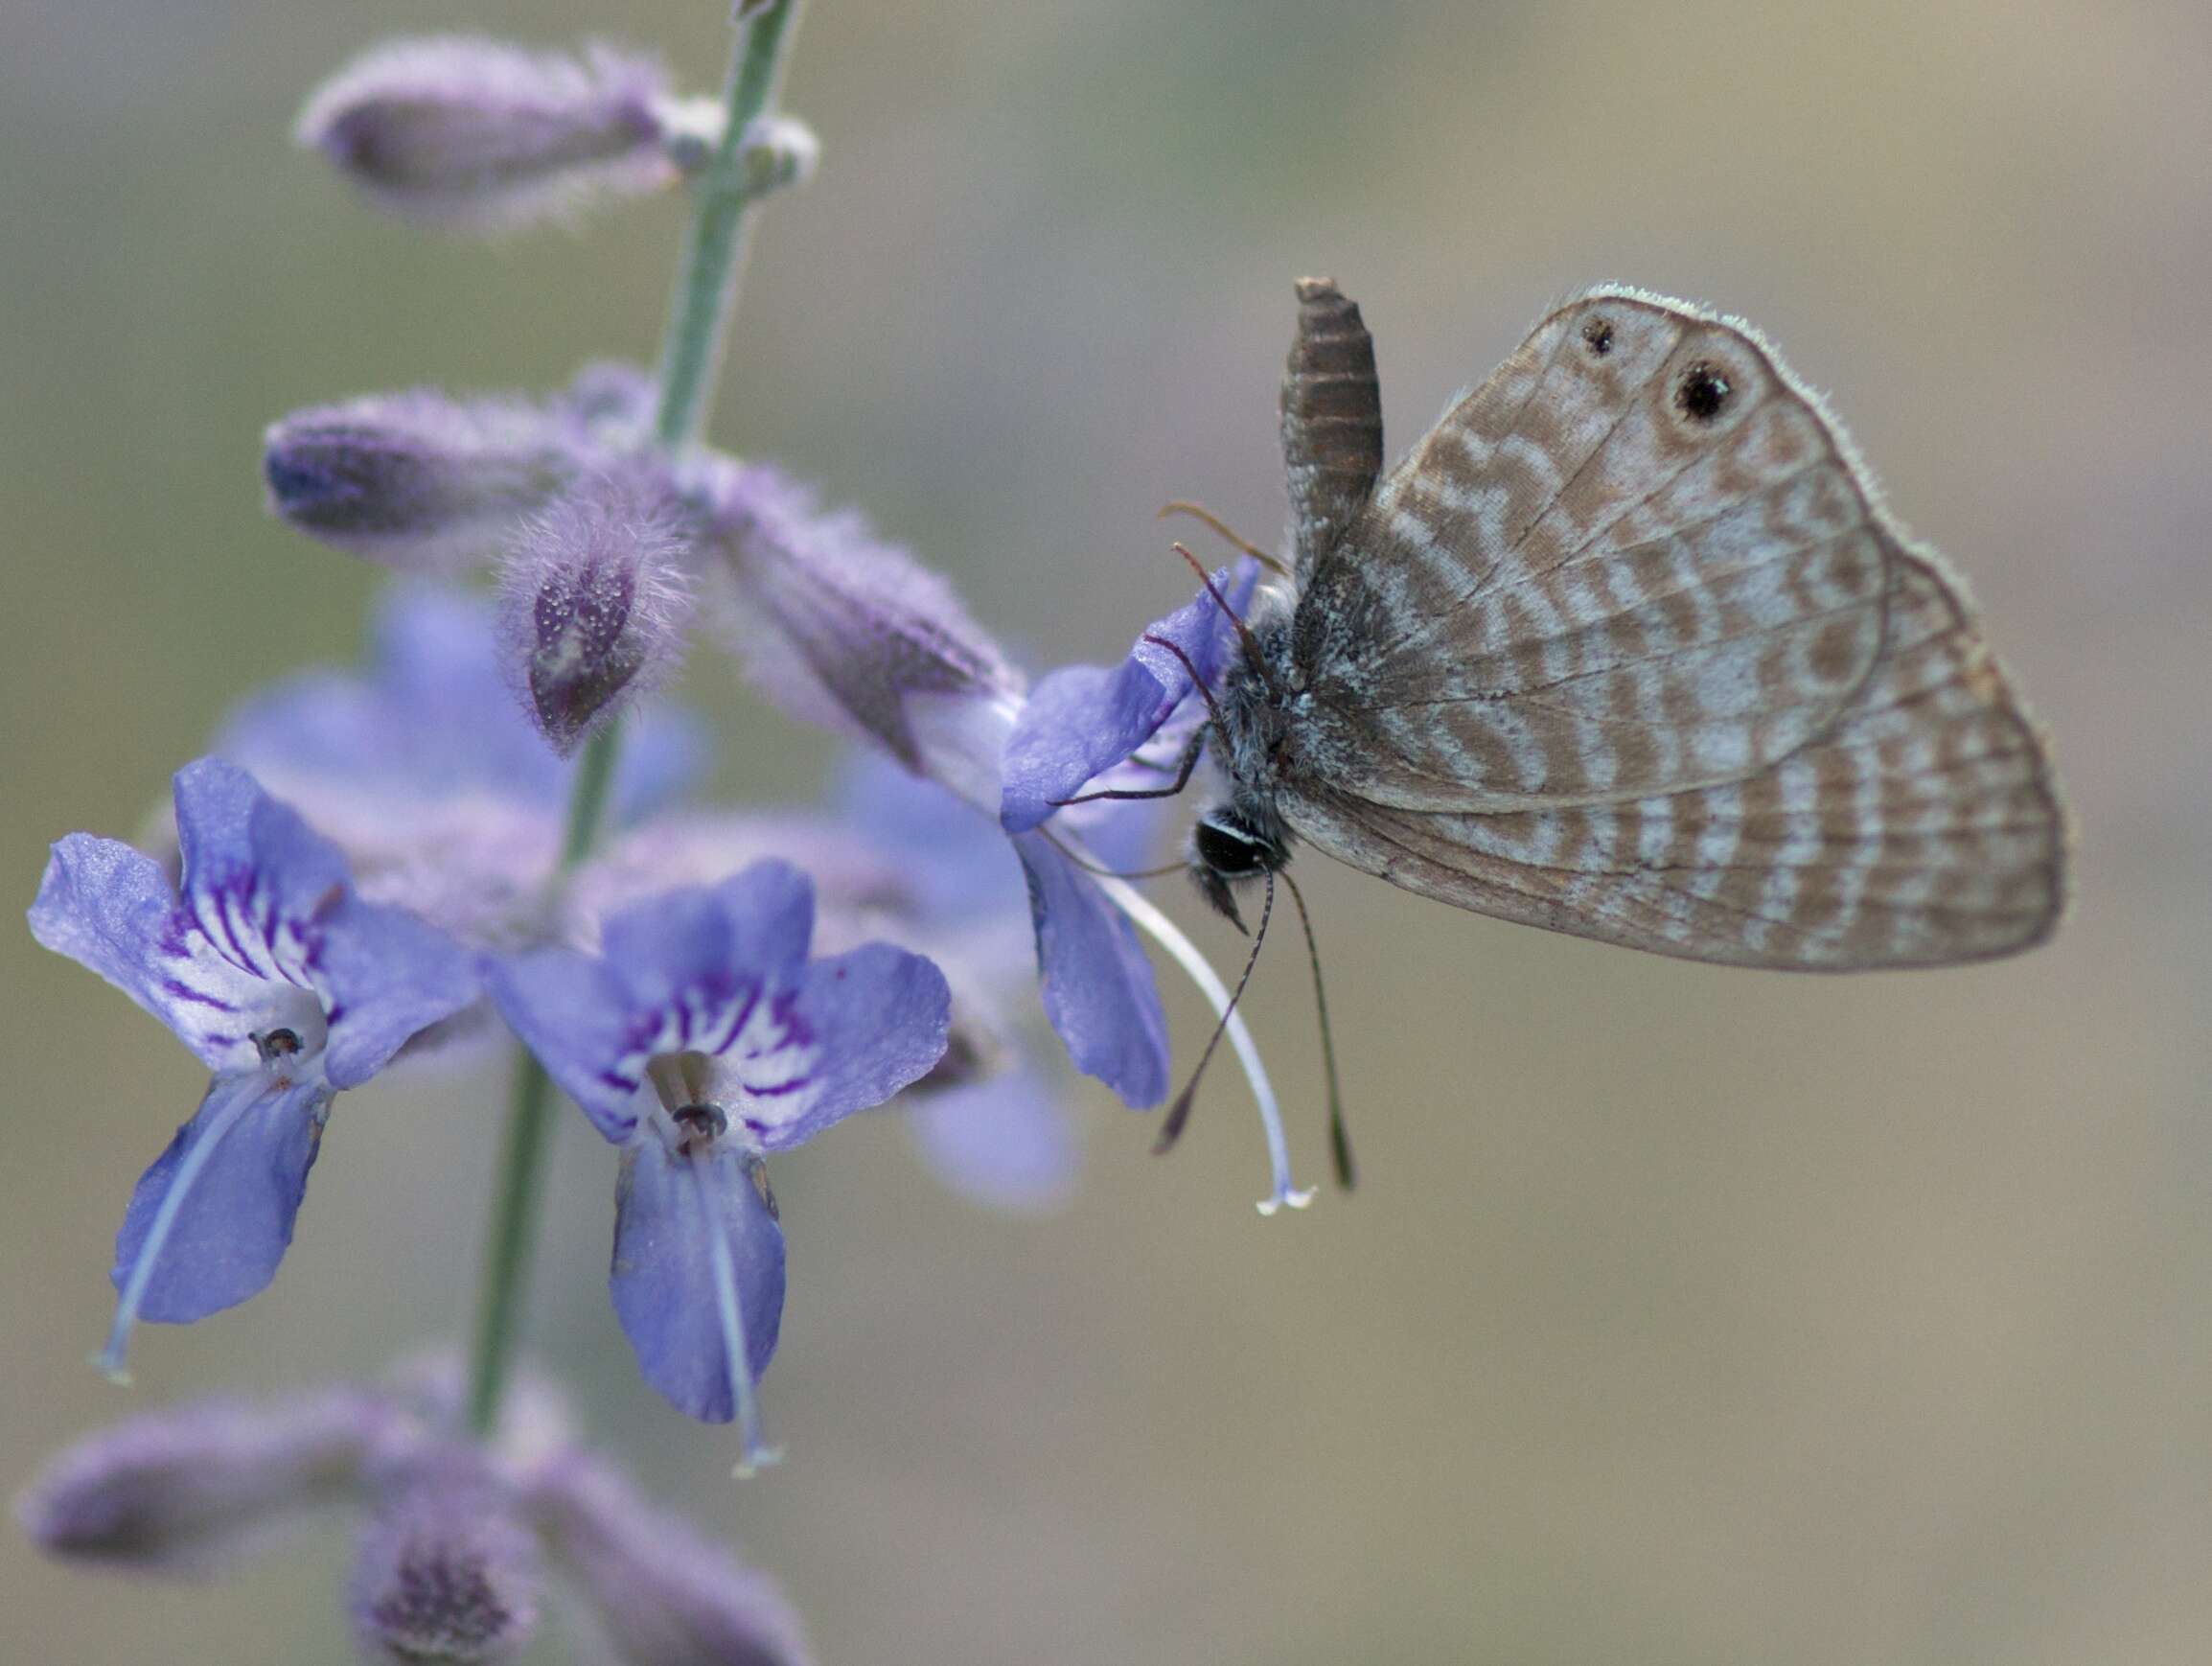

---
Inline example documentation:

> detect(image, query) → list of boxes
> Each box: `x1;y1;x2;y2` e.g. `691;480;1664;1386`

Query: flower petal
909;1068;1079;1213
102;1074;333;1377
1011;832;1168;1108
730;943;951;1153
172;758;349;984
610;1142;785;1441
481;948;642;1142
29;834;261;1070
999;559;1257;833
600;862;812;1020
314;894;478;1089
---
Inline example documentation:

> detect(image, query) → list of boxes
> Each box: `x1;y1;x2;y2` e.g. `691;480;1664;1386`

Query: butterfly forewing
1292;291;1895;813
1268;286;2065;970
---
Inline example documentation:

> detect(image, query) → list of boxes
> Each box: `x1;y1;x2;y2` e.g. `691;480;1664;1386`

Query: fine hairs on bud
497;473;697;755
349;1447;541;1666
296;36;694;232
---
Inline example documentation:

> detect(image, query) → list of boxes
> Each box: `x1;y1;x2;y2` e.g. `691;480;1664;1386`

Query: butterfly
1183;280;2066;972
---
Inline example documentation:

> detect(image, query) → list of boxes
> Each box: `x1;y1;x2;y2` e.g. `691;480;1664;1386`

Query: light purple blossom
349;1444;542;1664
27;759;478;1377
485;862;951;1467
21;1368;810;1665
296;36;703;231
497;473;698;754
264;389;589;572
214;585;704;953
1000;557;1260;832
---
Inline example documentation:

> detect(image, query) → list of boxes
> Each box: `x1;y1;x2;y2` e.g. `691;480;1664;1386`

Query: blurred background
3;1;2208;1661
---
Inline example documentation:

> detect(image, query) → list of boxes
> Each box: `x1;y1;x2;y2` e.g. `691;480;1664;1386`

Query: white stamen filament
1092;869;1314;1216
94;1076;270;1384
689;1151;781;1477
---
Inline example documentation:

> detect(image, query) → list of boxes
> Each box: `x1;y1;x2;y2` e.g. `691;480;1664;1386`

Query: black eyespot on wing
1579;315;1614;357
1675;360;1731;423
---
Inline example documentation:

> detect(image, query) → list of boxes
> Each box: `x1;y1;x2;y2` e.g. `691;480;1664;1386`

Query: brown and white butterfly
1187;280;2066;970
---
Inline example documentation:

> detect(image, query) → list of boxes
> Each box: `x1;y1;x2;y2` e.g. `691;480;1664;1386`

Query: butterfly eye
1579;316;1614;357
1674;360;1732;423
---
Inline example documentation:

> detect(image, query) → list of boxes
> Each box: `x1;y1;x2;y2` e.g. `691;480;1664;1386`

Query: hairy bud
15;1391;382;1573
296;36;707;231
349;1446;541;1665
498;474;696;754
265;390;586;570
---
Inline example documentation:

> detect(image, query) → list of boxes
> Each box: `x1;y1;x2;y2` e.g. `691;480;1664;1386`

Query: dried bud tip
499;475;696;756
296;36;689;232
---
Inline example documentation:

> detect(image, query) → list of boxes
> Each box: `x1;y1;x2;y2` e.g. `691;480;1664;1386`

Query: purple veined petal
101;1073;334;1381
481;949;644;1142
349;1444;542;1665
171;758;349;986
28;833;265;1071
599;862;812;1022
610;1140;786;1470
312;893;479;1089
909;1067;1079;1214
1010;831;1169;1109
998;558;1258;834
729;943;952;1153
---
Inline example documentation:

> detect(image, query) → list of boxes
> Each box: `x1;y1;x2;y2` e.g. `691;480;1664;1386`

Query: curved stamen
689;1153;780;1477
1089;866;1313;1215
95;1076;269;1383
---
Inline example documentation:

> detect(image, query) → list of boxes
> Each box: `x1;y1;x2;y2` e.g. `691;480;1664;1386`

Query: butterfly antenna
1155;870;1274;1156
1281;871;1353;1192
1171;542;1280;698
1159;500;1289;578
1036;825;1187;882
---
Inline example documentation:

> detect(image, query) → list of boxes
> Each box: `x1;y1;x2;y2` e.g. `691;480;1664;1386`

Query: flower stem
464;0;810;1440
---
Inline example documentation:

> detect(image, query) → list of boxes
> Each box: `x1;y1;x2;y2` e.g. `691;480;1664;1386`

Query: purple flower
27;759;478;1377
485;862;950;1467
350;1445;541;1664
296;36;703;231
214;585;704;952
1000;557;1259;833
21;1368;810;1665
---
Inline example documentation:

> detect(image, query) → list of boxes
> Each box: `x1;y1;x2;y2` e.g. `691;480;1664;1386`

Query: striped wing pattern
1276;288;2065;969
1294;290;1895;813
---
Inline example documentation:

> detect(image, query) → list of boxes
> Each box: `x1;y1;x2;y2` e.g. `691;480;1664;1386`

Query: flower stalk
465;0;809;1442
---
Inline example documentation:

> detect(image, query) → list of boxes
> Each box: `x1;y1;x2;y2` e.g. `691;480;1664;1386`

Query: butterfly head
1188;801;1289;932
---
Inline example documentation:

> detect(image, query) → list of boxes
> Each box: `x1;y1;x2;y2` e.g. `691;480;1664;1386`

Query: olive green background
4;2;2208;1661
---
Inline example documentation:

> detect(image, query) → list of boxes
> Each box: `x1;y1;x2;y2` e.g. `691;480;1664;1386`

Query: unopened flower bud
15;1391;382;1573
703;461;1021;810
265;391;585;570
736;115;819;197
498;474;696;754
349;1446;541;1665
529;1452;812;1666
297;37;697;231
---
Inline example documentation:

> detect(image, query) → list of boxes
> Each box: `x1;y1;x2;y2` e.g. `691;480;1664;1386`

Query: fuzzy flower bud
703;460;1022;811
265;390;587;570
349;1446;542;1665
530;1453;812;1666
497;474;697;754
296;37;708;231
15;1391;383;1573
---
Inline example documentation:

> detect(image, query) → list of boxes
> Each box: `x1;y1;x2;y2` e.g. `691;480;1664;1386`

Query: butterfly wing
1280;539;2065;968
1292;289;1902;815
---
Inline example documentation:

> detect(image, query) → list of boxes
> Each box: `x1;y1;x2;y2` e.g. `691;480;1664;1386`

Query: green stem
463;0;809;1440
